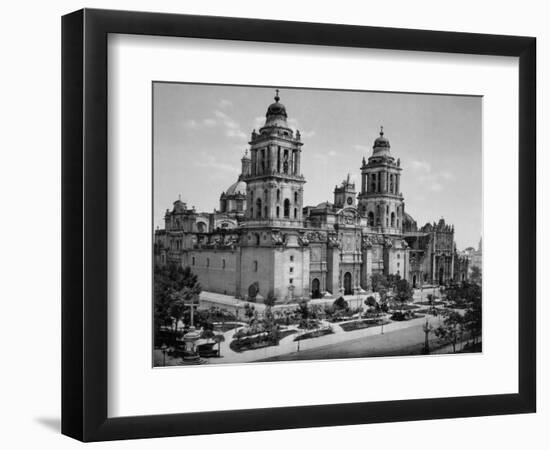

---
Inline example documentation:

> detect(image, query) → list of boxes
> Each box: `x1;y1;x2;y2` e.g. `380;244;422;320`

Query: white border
108;34;518;418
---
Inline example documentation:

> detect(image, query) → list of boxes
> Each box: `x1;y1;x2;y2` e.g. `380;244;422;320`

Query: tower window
289;278;293;284
290;267;294;273
294;191;298;204
294;208;297;219
277;189;280;201
391;212;396;227
290;255;294;262
256;198;262;218
192;256;195;266
264;206;268;218
276;206;280;218
368;211;374;226
254;260;258;272
222;259;226;269
284;199;290;218
206;258;210;267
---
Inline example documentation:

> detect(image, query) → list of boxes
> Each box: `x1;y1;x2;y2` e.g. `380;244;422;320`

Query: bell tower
243;90;305;227
357;127;404;234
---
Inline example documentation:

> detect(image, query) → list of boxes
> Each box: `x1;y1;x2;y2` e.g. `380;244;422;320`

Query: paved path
175;287;459;365
260;320;446;362
206;313;446;364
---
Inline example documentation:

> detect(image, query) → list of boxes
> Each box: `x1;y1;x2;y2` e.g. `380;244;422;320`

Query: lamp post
423;318;433;354
161;343;168;366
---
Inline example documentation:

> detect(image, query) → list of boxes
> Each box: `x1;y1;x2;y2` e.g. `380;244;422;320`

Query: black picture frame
62;8;536;442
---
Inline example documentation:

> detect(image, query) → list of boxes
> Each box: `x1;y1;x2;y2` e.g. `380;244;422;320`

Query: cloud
313;149;339;163
202;118;216;127
183;119;200;129
253;116;265;130
218;99;232;109
213;110;248;139
193;154;239;174
183;109;248;140
288;117;315;138
410;160;432;173
409;160;454;192
353;144;371;153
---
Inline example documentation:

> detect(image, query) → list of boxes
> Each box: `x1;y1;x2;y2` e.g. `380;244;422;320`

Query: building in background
155;91;470;302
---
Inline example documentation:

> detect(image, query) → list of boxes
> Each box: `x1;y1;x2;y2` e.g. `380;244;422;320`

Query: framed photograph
62;8;536;442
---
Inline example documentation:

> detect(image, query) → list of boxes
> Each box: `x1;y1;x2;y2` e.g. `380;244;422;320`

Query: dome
372;127;390;154
224;179;246;197
261;89;290;130
373;126;390;150
172;198;186;213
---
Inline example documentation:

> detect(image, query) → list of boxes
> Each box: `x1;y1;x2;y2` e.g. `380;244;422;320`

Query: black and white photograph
152;83;483;366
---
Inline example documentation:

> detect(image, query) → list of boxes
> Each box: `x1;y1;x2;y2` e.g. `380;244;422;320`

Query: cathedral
154;91;469;302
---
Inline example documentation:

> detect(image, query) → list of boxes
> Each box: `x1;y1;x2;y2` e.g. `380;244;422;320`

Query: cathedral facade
154;91;469;302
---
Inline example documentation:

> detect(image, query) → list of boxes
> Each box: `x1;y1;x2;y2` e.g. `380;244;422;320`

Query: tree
154;264;202;343
470;265;482;285
244;303;255;323
364;295;378;316
365;295;377;308
434;311;464;353
394;279;412;312
264;289;277;308
464;299;482;346
213;334;225;356
370;273;388;292
333;296;348;311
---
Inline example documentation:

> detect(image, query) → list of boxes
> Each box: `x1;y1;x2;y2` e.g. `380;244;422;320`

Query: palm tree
213;334;226;357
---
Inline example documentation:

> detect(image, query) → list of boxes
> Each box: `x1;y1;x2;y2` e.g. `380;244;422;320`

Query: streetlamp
423;319;433;354
161;343;168;366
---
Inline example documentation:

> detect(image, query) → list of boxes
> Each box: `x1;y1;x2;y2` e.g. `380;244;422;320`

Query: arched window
222;259;226;269
391;212;396;227
264;206;268;217
397;219;400;228
294;208;297;219
284;199;290;218
390;174;394;193
192;256;195;266
256;198;262;218
368;212;374;226
264;189;268;200
376;205;381;226
260;149;265;173
255;234;260;246
276;189;280;201
276;206;280;218
294;191;298;204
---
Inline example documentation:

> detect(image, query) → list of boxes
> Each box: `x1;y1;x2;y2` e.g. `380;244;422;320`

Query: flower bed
340;319;391;332
389;303;420;311
390;311;425;321
294;327;333;342
214;321;246;332
415;300;445;306
230;329;297;353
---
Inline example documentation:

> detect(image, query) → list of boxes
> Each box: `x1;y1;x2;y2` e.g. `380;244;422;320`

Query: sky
153;83;482;250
